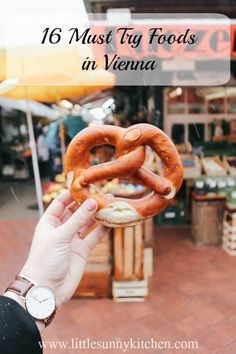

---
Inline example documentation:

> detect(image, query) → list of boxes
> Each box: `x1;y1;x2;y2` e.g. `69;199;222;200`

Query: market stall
162;86;236;254
0;72;114;215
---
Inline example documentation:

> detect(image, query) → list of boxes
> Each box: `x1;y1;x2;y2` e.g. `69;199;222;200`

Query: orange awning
0;48;115;102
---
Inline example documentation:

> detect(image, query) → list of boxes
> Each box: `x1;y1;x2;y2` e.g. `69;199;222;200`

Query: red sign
90;23;230;60
231;25;236;57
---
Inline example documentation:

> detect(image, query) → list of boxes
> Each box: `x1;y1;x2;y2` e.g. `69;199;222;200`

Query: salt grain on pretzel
64;123;183;227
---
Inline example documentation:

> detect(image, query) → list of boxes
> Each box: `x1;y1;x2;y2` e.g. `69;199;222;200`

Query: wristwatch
5;276;57;327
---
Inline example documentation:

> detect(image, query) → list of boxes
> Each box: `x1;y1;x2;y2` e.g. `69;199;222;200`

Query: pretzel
64;123;183;227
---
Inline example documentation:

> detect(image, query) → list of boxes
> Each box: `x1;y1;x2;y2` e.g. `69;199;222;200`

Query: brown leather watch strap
45;309;57;327
6;276;35;297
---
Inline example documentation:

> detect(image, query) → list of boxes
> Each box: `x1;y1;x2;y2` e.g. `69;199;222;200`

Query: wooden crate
222;210;236;256
223;156;236;176
192;199;223;245
201;156;227;176
73;232;112;298
112;279;148;302
143;218;154;247
74;264;112;298
114;228;123;280
143;248;153;278
181;154;201;179
87;236;111;263
123;227;134;279
175;142;192;154
113;224;144;281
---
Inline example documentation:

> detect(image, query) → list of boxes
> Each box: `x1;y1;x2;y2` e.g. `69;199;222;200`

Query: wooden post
114;228;123;280
134;224;143;279
123;227;134;280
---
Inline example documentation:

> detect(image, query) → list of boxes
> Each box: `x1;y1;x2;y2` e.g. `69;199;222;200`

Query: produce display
194;176;236;207
54;173;65;183
102;178;145;196
65;124;183;228
43;174;66;204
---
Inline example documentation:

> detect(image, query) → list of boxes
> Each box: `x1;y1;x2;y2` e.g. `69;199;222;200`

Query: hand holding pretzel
65;123;183;227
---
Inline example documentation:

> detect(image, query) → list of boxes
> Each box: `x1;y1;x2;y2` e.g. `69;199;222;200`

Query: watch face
25;286;56;320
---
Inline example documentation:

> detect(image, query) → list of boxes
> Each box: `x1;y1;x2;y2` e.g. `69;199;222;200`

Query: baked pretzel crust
64;124;183;226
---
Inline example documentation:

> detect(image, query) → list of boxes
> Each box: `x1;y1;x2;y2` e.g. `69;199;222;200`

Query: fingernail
84;198;97;211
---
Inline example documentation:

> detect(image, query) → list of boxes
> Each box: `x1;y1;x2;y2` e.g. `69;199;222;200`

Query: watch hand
30;295;40;302
40;297;49;303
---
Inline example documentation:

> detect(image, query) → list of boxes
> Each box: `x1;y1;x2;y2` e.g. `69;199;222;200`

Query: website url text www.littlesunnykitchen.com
39;338;199;351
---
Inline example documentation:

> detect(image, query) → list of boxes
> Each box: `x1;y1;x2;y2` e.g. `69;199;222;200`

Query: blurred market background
1;1;236;354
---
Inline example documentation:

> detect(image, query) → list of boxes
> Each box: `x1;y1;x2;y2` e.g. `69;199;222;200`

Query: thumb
59;198;98;241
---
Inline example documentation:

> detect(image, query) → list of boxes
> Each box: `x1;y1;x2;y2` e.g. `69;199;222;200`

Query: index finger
42;190;75;220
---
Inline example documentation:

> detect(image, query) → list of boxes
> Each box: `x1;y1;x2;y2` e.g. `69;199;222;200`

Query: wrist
3;291;46;332
20;263;45;286
5;275;57;331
